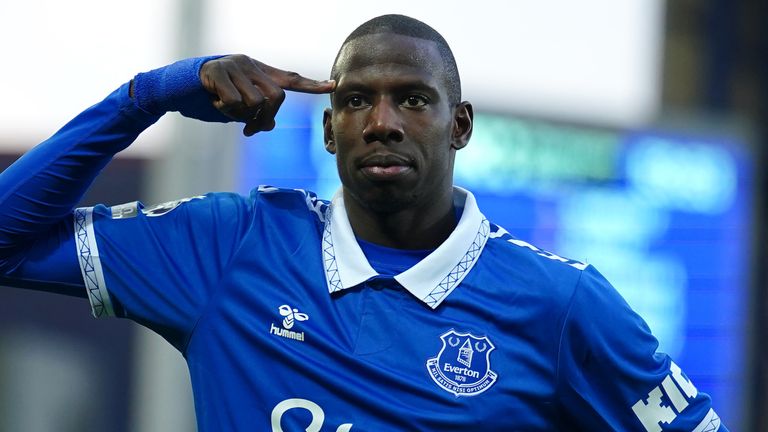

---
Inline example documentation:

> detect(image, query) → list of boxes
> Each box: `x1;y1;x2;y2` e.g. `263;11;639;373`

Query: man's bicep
80;194;251;346
0;218;86;298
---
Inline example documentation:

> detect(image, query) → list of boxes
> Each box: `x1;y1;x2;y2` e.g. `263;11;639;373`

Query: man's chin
348;186;419;214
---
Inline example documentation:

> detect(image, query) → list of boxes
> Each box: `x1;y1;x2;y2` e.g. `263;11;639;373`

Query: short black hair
331;14;462;105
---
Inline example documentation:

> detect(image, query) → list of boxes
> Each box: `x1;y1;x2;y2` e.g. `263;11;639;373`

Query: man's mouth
358;154;414;180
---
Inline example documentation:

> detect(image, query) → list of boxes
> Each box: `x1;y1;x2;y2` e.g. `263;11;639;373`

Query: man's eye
346;96;367;108
402;95;428;108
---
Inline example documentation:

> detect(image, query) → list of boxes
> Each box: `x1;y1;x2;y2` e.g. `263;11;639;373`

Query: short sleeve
74;192;252;349
556;266;727;431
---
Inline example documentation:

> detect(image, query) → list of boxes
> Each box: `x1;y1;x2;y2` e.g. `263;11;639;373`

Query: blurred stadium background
0;0;765;430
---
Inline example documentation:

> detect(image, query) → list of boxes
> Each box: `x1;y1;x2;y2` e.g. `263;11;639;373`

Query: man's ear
323;108;336;154
451;102;473;150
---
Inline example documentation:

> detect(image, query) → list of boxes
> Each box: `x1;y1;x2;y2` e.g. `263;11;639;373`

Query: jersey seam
178;194;248;355
554;268;587;409
181;190;316;354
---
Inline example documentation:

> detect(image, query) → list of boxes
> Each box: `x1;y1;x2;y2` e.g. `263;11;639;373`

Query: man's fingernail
251;106;263;121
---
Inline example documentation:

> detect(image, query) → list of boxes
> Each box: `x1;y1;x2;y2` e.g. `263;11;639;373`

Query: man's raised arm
0;55;334;294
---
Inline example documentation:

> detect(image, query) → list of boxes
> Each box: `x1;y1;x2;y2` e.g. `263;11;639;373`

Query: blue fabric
0;56;228;294
0;82;160;295
356;237;433;276
133;55;232;122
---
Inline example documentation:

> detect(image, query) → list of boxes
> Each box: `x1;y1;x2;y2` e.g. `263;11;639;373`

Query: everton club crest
426;329;497;397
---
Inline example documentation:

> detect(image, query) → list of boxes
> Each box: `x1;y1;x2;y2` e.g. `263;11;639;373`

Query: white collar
321;187;490;309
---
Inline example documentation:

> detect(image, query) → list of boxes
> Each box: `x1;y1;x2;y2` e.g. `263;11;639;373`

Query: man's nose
363;100;404;144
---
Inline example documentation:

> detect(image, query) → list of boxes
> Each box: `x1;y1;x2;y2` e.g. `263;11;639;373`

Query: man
0;14;727;431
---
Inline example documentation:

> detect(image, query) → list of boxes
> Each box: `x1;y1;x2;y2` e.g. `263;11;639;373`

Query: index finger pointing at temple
260;63;336;94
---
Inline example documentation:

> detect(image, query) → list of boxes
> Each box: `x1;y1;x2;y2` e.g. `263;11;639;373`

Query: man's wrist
131;56;232;122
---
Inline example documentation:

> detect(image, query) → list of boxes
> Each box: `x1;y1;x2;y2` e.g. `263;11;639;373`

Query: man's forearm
0;81;161;264
0;55;232;266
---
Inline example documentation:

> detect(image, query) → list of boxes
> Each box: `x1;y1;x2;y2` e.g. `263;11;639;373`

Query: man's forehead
334;33;443;77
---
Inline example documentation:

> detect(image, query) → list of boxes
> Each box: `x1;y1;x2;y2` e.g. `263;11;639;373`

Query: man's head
330;14;462;106
324;15;473;215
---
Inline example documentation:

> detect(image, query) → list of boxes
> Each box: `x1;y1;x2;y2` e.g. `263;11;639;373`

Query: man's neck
343;188;457;250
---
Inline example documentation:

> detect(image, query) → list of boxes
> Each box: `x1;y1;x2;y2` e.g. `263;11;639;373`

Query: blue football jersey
73;185;725;431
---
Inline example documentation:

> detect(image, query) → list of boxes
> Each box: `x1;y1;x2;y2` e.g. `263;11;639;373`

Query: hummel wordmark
270;304;309;342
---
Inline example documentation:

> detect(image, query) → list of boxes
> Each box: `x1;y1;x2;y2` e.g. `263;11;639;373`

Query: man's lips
358;154;414;180
361;165;412;177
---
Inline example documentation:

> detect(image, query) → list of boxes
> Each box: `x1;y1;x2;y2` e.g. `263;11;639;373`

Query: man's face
324;33;471;213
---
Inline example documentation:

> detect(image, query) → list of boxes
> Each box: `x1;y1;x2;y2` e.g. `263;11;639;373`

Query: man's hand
200;55;335;136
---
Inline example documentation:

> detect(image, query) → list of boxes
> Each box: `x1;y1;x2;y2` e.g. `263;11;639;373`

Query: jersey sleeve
0;56;248;349
0;82;162;297
75;192;252;350
556;266;727;432
0;56;229;293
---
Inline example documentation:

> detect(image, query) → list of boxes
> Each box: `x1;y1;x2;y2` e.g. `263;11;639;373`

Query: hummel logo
279;305;309;329
270;304;309;342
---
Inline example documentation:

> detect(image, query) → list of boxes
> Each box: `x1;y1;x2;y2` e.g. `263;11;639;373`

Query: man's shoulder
484;222;588;273
93;186;330;227
474;221;589;303
248;186;330;222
